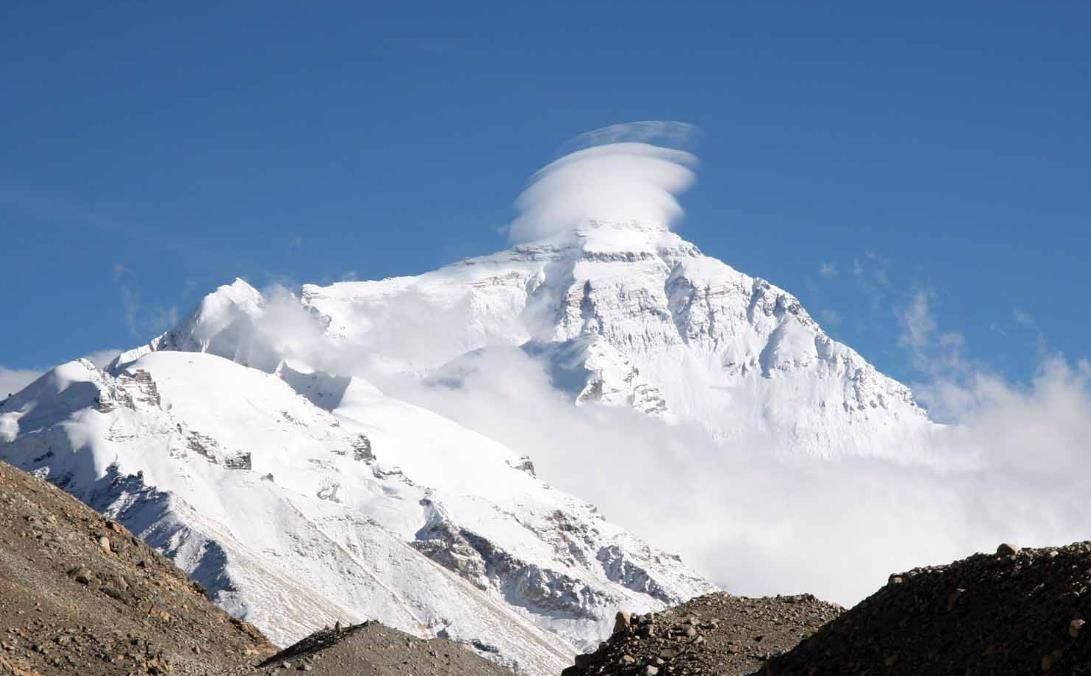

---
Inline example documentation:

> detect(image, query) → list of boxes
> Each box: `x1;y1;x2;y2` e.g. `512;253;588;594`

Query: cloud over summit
509;122;698;243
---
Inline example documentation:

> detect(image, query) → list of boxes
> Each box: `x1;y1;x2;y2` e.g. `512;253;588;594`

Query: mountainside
0;350;711;675
300;221;935;458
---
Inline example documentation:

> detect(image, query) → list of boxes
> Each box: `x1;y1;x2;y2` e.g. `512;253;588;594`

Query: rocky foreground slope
564;543;1091;676
764;542;1091;675
0;460;273;675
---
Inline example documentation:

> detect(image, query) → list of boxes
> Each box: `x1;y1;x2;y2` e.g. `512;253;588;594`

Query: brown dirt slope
560;592;842;676
764;542;1091;675
255;622;515;675
0;461;275;675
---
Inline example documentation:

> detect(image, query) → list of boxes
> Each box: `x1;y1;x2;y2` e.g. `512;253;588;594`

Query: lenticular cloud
509;122;698;243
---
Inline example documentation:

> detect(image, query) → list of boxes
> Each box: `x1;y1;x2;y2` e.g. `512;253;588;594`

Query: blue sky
2;1;1088;389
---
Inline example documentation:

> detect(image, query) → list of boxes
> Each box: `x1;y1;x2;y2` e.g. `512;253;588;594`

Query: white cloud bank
378;344;1091;606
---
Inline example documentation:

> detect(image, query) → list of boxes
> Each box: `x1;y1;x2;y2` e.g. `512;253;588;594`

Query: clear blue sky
2;1;1088;387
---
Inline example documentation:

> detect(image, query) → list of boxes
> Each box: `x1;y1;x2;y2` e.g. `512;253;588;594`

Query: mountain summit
301;220;935;457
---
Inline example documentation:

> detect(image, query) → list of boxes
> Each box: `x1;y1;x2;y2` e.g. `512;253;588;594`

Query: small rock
98;536;111;553
946;588;965;611
997;543;1020;556
1070;618;1085;638
642;666;659;676
613;611;632;635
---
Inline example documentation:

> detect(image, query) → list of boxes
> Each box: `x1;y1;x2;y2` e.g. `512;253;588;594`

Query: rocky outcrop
559;592;842;676
256;621;515;675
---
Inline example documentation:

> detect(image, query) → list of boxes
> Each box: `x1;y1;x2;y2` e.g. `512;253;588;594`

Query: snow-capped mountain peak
300;227;933;456
1;215;935;674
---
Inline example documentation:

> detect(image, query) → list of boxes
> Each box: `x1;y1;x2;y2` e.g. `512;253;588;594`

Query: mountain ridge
2;221;938;674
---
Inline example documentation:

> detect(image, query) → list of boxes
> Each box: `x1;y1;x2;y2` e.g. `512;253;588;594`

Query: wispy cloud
562;121;699;154
850;251;891;313
112;263;179;339
0;183;218;268
818;309;842;326
897;289;968;379
819;262;838;279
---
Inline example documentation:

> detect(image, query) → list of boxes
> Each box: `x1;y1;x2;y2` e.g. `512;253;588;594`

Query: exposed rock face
0;352;713;675
559;592;843;676
765;542;1091;675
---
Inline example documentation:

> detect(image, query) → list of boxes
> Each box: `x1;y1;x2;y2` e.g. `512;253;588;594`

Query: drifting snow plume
509;129;697;243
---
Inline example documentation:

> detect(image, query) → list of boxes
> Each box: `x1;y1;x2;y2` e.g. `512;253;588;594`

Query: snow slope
0;351;711;674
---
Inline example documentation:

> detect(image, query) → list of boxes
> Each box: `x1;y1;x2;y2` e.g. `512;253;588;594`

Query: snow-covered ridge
0;349;712;674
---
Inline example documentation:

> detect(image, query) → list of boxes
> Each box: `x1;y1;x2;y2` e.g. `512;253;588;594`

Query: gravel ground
0;461;274;675
764;542;1091;675
560;592;843;675
255;622;515;675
